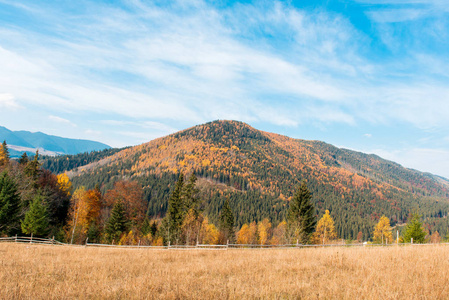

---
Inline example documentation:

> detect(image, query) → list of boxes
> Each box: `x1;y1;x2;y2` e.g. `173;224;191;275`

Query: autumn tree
270;221;287;245
199;217;220;245
430;231;441;244
286;181;316;244
313;210;337;245
104;180;146;227
258;218;272;245
373;216;393;244
57;173;72;197
0;141;10;167
21;194;49;237
403;214;426;244
218;199;235;243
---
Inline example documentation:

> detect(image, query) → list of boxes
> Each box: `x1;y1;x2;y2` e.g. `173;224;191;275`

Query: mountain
42;120;449;239
0;126;111;157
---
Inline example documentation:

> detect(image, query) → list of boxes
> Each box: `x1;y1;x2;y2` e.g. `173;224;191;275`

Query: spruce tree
21;194;49;237
219;199;235;243
403;213;427;243
18;152;29;165
0;171;21;235
287;181;316;244
166;173;185;244
105;200;127;243
25;150;41;180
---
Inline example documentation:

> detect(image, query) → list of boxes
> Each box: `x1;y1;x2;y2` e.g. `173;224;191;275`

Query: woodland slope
43;120;449;239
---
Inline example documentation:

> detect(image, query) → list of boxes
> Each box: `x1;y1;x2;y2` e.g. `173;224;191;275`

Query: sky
0;0;449;178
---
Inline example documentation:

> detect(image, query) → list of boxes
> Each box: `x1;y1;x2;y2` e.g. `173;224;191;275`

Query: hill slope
43;120;449;239
0;126;111;156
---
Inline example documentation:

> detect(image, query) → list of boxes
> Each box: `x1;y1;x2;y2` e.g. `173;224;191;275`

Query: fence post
138;240;141;247
296;239;299;248
15;234;17;243
397;230;399;244
227;240;229;250
411;238;413;244
85;237;89;246
30;233;33;244
168;241;170;250
52;236;55;245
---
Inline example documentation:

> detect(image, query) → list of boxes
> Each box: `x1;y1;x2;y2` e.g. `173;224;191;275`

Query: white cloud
0;93;21;109
49;115;76;127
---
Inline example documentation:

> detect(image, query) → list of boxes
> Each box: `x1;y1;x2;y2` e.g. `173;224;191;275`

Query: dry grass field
1;243;448;299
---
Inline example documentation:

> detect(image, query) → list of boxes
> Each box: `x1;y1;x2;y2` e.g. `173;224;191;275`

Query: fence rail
1;236;448;250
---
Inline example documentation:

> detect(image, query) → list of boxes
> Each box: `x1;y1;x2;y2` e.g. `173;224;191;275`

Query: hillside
43;120;449;239
0;126;111;157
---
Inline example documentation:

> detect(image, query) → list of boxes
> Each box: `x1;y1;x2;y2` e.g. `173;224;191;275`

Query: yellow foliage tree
270;221;287;245
258;218;272;245
373;215;393;244
199;218;219;245
313;210;337;245
57;173;72;197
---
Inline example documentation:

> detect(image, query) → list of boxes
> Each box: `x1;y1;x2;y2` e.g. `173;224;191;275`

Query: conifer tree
403;213;426;243
105;200;128;243
287;181;316;244
165;173;184;244
21;194;49;237
219;199;235;243
18;152;29;165
0;171;21;235
25;150;41;180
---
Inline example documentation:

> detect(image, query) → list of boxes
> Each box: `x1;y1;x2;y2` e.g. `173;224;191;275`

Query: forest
1;136;447;245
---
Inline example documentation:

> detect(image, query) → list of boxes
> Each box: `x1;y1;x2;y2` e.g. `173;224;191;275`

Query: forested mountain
42;120;449;240
0;126;110;157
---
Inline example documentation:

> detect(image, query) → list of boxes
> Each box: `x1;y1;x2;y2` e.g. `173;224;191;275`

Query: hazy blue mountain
0;126;110;156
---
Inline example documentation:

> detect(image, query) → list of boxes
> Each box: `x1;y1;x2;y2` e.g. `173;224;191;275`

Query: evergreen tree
150;221;158;237
287;181;316;244
165;173;185;244
182;173;199;213
21;194;49;237
18;152;29;165
25;150;41;180
105;200;128;243
403;213;427;243
0;171;21;235
219;199;235;243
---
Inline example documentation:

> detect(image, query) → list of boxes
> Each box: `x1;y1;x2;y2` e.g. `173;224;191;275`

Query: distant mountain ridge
0;126;110;156
43;120;449;239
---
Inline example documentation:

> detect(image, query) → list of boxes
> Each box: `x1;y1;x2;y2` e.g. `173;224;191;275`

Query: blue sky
0;0;449;178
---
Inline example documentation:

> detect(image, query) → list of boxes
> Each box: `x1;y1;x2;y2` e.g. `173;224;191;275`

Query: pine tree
372;216;393;244
219;199;235;243
18;152;29;165
25;150;41;180
287;181;316;244
165;173;185;244
182;173;199;213
105;200;128;243
0;171;21;235
21;194;49;237
403;214;426;244
313;210;337;244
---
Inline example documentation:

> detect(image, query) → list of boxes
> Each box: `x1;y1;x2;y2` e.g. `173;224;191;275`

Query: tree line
1;141;446;245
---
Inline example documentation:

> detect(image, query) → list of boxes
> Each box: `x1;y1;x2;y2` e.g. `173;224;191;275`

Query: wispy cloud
0;93;21;109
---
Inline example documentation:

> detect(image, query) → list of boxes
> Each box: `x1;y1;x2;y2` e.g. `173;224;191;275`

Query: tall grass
1;243;448;299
